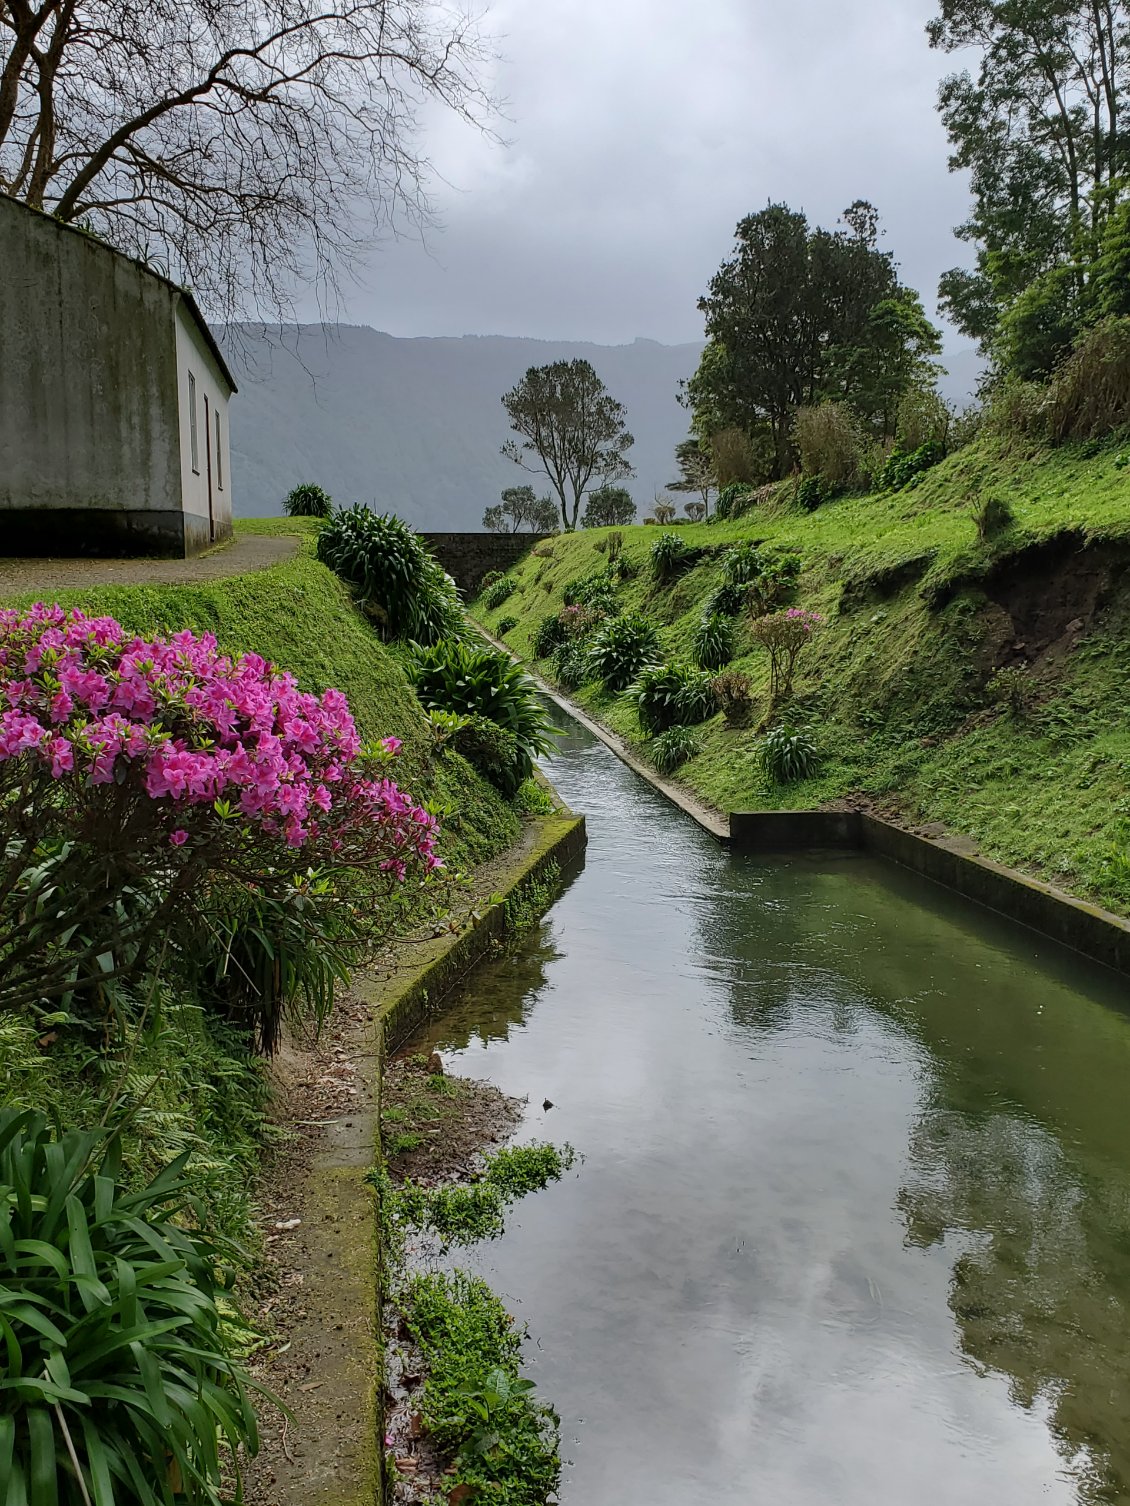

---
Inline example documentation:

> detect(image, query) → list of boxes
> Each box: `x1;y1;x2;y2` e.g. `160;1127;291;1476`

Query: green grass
476;436;1130;916
0;524;520;873
400;1270;561;1503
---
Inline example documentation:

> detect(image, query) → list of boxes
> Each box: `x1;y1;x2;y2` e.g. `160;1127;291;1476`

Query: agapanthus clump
0;604;441;1014
749;607;824;708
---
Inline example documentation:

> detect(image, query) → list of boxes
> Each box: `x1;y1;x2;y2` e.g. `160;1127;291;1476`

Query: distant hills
222;326;705;529
221;324;983;530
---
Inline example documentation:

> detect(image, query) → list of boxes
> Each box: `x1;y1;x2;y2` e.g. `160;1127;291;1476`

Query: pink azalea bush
0;603;441;1015
749;607;824;706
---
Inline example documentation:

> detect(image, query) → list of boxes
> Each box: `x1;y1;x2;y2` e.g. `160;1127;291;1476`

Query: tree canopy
930;0;1130;373
501;360;635;531
581;486;637;528
0;0;493;318
483;486;558;533
687;202;940;476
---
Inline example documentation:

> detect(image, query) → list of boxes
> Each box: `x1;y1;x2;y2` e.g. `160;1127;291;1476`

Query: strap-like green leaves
0;1111;262;1504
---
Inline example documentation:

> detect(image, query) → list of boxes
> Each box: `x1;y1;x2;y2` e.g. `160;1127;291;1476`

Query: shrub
650;532;701;583
715;481;753;521
749;607;823;707
988;664;1034;717
797;475;826;511
316;506;461;643
653;499;677;524
408;641;554;796
972;495;1015;542
710;427;761;487
758;724;820;783
711;670;753;726
649;725;703;776
983;377;1048;442
533;613;568;658
198;877;353;1055
452;716;521;793
705;581;748;618
0;607;440;1021
283;481;334;518
480;570;505;589
684;500;707;522
747;552;802;615
0;1110;261;1504
693;612;735;670
481;575;517;609
633;663;715;734
895;388;951;452
404;1270;560;1503
1046;317;1130;442
721;541;763;588
793;402;865;487
551;638;592;690
586;613;661;691
877;441;944;492
495;615;519;636
562;566;618;611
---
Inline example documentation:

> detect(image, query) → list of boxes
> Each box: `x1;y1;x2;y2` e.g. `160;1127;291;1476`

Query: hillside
473;438;1130;917
222;326;704;528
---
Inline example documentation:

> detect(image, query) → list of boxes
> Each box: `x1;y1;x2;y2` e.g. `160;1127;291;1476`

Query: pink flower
169;829;189;846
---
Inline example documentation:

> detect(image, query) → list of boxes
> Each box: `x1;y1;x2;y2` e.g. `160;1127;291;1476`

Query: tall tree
689;202;939;475
667;437;716;515
501;360;634;531
482;486;557;533
929;0;1130;360
0;0;493;318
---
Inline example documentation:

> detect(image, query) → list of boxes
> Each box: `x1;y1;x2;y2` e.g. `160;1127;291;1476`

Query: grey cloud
296;0;977;355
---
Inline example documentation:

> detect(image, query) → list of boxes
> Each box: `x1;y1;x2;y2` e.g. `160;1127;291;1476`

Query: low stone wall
421;532;550;596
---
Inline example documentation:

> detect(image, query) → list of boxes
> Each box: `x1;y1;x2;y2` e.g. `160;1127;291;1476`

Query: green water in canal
412;711;1130;1503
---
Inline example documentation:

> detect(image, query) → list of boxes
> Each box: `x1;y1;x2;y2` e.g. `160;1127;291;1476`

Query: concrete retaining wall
422;532;550;595
729;809;1130;975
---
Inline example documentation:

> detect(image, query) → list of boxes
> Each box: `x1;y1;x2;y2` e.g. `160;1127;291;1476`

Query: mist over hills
222;324;983;530
223;326;705;529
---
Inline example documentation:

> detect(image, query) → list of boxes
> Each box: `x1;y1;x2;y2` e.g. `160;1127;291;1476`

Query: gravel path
0;532;301;596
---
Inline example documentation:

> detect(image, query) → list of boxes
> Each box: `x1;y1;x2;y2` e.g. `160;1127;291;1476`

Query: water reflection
408;716;1130;1505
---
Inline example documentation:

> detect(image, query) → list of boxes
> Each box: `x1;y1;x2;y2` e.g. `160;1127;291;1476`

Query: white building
0;193;236;558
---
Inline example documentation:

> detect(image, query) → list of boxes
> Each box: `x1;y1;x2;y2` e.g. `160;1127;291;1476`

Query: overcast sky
316;0;976;354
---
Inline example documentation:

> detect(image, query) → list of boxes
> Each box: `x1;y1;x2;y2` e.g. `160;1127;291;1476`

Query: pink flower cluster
783;608;825;633
0;603;440;875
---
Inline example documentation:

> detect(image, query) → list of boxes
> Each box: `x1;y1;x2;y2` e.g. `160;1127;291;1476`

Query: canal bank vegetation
377;1056;572;1502
474;433;1130;917
0;525;561;1502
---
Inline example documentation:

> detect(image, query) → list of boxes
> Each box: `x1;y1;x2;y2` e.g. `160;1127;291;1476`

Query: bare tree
0;0;495;317
501;359;634;531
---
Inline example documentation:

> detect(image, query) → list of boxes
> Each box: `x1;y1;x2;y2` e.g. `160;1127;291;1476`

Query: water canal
411;708;1130;1504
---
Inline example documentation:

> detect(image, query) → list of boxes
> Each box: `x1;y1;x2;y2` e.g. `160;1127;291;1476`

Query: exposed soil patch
383;1052;522;1185
980;535;1130;667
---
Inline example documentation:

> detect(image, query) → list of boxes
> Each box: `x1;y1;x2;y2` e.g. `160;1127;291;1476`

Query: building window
188;371;199;474
215;410;223;490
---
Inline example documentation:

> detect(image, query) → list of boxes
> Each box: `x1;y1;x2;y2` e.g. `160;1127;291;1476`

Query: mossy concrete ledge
262;807;585;1506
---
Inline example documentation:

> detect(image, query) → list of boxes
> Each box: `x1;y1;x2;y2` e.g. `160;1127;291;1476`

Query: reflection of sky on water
410;716;1130;1505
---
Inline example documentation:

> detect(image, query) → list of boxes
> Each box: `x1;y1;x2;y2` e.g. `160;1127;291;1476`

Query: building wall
174;305;234;550
421;532;550;595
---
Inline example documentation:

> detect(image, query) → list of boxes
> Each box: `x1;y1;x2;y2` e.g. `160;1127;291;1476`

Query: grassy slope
0;519;520;871
474;437;1130;916
0;520;520;1233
